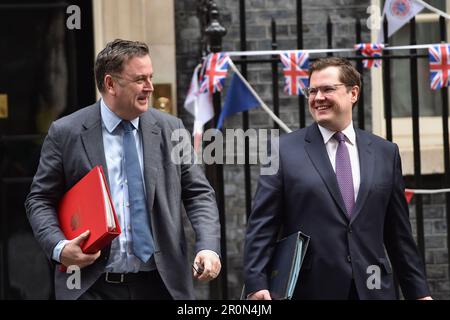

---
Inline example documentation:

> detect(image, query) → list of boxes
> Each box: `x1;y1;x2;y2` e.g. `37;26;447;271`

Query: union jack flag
279;51;309;96
199;53;230;94
354;43;384;68
429;44;450;90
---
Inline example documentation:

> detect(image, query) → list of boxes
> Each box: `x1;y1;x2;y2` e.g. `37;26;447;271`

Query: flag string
405;188;450;194
224;43;444;57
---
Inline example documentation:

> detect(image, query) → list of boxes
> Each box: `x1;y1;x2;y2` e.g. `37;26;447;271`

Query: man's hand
418;296;433;300
192;249;221;282
247;289;272;300
60;230;101;268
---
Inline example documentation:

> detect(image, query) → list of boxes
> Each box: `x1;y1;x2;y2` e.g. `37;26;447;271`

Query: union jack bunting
354;43;384;68
279;51;309;96
429;44;450;90
199;53;230;94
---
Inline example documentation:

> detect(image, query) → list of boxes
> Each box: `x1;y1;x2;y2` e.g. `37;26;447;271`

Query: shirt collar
100;99;140;133
318;121;356;145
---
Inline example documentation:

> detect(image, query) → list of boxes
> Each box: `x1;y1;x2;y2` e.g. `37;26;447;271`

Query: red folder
58;166;121;253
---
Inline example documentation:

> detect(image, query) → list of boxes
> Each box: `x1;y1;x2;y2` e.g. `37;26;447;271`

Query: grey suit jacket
25;101;220;300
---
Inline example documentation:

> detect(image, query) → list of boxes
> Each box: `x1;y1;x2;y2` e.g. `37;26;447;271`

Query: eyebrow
125;73;153;79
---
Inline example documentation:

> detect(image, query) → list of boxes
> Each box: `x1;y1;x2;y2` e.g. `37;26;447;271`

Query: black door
0;0;95;299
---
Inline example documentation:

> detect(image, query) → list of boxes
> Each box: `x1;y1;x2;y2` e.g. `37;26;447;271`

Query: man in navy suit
244;57;431;300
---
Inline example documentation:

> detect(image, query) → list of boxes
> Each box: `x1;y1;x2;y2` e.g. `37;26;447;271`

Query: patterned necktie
122;120;154;263
334;132;355;216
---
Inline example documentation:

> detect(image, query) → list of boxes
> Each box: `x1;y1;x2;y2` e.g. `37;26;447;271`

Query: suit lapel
350;129;374;224
140;112;162;215
80;102;110;184
304;123;348;219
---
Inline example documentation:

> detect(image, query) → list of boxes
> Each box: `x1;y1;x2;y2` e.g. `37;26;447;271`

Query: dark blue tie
334;132;355;216
122;120;154;263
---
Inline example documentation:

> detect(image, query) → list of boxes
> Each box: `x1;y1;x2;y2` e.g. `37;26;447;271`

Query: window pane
428;0;445;10
390;21;442;117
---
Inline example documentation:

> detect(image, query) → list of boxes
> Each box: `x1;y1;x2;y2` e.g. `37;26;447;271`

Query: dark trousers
291;279;360;300
348;279;359;300
78;270;172;300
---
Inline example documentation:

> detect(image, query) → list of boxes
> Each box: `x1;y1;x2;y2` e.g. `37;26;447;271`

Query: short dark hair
94;39;149;92
308;57;361;89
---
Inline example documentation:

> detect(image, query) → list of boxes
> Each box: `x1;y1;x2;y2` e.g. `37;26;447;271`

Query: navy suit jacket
244;123;430;299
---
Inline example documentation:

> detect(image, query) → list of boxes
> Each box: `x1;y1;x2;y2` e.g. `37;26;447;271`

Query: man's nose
314;89;326;100
144;80;153;91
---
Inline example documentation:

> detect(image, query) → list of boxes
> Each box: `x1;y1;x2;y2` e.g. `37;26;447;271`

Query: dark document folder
268;231;310;300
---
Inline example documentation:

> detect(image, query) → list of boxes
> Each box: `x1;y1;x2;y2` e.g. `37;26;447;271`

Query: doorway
0;0;95;299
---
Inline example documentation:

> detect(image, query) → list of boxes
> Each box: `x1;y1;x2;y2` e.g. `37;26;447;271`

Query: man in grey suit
25;39;221;300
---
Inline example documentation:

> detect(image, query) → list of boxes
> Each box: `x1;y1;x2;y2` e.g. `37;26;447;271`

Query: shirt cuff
52;240;70;263
199;249;220;258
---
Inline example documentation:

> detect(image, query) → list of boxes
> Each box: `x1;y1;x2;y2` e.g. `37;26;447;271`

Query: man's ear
351;85;360;103
104;75;116;96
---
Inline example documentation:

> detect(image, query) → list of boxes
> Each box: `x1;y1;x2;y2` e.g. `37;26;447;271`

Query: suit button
348;227;352;233
347;255;351;263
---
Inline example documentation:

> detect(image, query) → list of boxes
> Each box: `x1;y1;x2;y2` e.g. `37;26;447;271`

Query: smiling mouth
314;105;331;111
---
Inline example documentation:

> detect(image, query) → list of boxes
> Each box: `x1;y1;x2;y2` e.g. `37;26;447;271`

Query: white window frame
371;0;450;175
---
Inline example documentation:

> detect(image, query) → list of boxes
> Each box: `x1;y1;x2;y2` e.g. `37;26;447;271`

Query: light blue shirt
53;99;155;272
